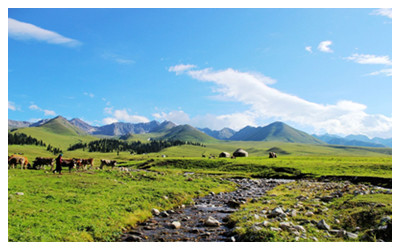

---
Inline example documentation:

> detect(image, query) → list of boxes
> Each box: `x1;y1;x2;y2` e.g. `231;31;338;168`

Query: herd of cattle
8;154;118;172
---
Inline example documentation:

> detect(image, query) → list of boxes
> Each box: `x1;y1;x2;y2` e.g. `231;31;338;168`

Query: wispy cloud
169;65;392;138
305;46;312;53
345;53;392;65
8;18;81;47
29;104;56;116
168;64;196;75
102;53;135;65
152;110;191;125
8;101;18;111
317;40;333;53
366;68;392;77
103;108;149;124
370;8;392;19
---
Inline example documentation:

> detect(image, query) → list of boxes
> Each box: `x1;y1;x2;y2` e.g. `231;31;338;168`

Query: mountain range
8;116;391;147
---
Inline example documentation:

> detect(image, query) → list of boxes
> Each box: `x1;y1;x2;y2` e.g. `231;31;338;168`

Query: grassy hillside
229;122;325;144
10;127;98;150
160;125;218;143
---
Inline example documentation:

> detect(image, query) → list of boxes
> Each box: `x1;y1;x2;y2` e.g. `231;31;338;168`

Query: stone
270;207;285;217
270;227;282;232
15;192;24;196
254;214;260;220
311;236;319;241
227;200;241;209
293;225;306;233
261;221;269;227
317;219;331;231
346;232;358;239
305;211;314;217
151;208;160;216
171;221;181;229
204;216;221;227
279;222;292;231
251;225;263;232
160;211;169;217
125;235;142;242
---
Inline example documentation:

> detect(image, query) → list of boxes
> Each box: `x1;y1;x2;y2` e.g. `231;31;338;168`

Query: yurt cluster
219;148;248;158
219;149;277;159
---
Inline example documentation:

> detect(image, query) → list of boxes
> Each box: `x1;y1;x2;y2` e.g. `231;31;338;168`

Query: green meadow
8;127;392;242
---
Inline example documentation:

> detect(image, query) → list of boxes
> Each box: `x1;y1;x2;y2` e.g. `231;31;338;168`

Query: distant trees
8;132;62;155
8;132;46;146
67;138;205;154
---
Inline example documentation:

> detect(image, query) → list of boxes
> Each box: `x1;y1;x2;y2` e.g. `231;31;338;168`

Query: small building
219;152;231;158
233;148;248;157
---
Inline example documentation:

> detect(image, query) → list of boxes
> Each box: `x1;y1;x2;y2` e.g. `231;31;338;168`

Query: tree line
67;138;205;154
8;132;63;155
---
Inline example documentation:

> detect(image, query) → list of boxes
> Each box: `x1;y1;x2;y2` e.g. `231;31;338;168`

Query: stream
120;178;293;242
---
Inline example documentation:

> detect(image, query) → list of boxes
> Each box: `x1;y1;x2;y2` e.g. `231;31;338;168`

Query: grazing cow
80;158;94;170
73;158;94;171
32;157;55;170
61;159;77;172
99;159;117;169
8;155;31;169
269;152;277;158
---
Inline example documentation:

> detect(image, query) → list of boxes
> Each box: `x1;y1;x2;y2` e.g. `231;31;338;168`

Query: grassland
8;132;392;242
8;168;235;241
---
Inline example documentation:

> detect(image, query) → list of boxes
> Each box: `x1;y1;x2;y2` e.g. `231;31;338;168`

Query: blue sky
8;8;392;138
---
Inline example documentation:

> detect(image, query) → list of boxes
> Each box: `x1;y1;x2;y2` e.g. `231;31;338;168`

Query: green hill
9;116;97;150
40;116;88;136
160;125;218;143
230;121;325;144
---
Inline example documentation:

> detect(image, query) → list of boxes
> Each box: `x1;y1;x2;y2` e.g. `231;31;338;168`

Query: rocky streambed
120;178;293;242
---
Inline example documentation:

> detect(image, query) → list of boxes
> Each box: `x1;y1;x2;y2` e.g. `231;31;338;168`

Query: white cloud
8;18;81;47
366;68;392;77
29;104;56;116
43;109;56;116
103;109;150;125
346;53;392;65
168;64;196;75
170;65;392;138
317;40;333;53
152;110;191;125
29;104;40;110
305;46;312;53
102;117;118;125
8;101;17;111
370;8;392;19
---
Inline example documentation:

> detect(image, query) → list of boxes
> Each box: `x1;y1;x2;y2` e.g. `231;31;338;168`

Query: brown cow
99;159;117;169
72;158;94;171
61;159;77;173
8;155;31;169
80;158;94;170
32;157;55;170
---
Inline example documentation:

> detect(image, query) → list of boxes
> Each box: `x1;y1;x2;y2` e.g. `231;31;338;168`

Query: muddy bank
120;178;293;242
